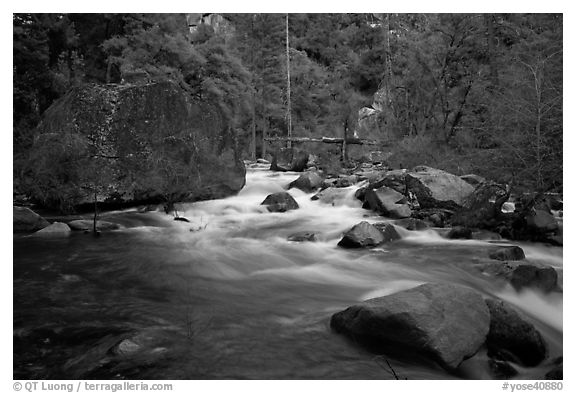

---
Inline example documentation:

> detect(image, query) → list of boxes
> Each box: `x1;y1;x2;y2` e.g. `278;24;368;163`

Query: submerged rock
13;206;49;233
489;246;526;261
261;192;299;213
485;299;547;367
289;171;323;192
330;283;490;370
338;221;385;248
476;261;557;293
68;219;121;231
287;232;317;242
405;166;475;209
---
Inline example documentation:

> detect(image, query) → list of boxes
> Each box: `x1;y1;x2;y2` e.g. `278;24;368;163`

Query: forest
14;13;562;200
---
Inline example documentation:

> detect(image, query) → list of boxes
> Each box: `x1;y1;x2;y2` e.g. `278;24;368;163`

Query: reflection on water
13;164;562;379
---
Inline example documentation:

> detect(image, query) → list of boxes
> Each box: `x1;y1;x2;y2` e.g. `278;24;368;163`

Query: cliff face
26;81;246;211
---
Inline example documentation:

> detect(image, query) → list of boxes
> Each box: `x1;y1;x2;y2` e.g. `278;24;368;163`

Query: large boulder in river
489;246;525;261
261;192;299;212
338;221;385;248
24;81;246;212
405;166;475;209
485;299;547;366
13;206;49;233
475;261;557;293
330;283;490;370
31;222;71;237
365;186;412;218
289;171;323;192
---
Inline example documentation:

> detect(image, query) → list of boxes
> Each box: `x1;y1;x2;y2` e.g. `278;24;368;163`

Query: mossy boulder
24;81;246;212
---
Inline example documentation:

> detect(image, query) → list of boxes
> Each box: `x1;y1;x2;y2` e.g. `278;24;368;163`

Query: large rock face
13;207;49;233
25;81;246;211
406;166;475;209
330;283;490;370
365;186;412;218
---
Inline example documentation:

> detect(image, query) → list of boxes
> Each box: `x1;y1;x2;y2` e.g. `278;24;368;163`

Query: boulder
365;186;412;219
476;261;557;293
446;226;473;239
369;169;408;194
526;209;558;233
394;218;429;231
13;206;49;233
311;187;349;205
261;192;299;213
287;232;317;242
354;187;368;202
289;150;310;172
488;246;526;261
322;175;358;189
338;221;385;248
485;299;547;367
330;283;490;370
405;166;475;209
289;171;323;192
67;220;121;232
25;81;246;212
372;222;402;242
31;222;71;236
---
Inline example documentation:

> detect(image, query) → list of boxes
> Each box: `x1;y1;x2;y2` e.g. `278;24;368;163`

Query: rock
460;174;486;186
13;206;50;232
372;222;402;242
67;219;121;231
489;246;525;261
447;226;473;239
451;182;510;229
369;169;408;194
289;172;323;192
471;230;502;241
261;192;299;213
394;218;429;231
476;262;557;293
112;338;142;357
173;217;190;223
256;158;270;164
365;186;412;219
526;209;559;233
31;222;71;236
405;166;475;209
337;221;385;248
330;283;490;370
354;187;368;202
289;150;310;172
322;175;358;189
26;81;246;212
489;359;518;379
287;232;317;242
311;187;349;205
429;213;444;227
485;299;547;367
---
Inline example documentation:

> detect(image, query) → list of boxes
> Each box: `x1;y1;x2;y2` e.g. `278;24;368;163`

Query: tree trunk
261;117;268;158
93;189;98;234
285;14;292;150
484;14;499;87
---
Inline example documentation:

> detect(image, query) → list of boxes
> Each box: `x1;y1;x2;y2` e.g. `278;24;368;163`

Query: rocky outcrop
13;206;49;233
289;172;323;192
25;81;246;212
261;192;299;213
365;186;412;219
485;299;547;367
330;283;490;370
405;166;475;209
338;221;385;248
489;246;526;261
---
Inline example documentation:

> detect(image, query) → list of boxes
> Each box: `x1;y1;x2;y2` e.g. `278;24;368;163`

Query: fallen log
264;136;390;146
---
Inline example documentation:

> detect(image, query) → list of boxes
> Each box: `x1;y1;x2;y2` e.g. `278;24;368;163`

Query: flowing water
13;164;563;380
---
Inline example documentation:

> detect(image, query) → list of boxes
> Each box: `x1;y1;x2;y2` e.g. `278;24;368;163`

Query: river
13;163;563;379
